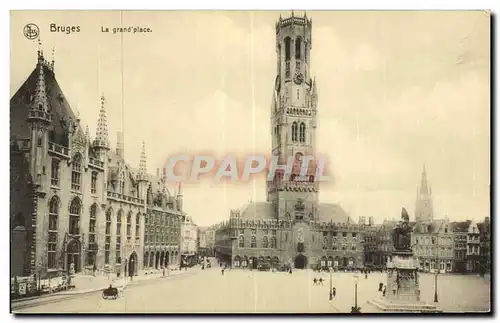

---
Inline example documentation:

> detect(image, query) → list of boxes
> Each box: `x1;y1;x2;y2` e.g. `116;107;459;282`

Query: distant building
450;221;470;273
411;165;454;272
466;220;481;272
181;215;198;266
478;217;491;272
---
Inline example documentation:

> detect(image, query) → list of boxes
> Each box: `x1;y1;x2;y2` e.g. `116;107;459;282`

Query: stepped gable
317;203;352;223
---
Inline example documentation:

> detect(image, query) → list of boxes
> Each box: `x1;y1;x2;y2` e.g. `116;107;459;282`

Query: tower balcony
28;109;52;124
276;15;311;33
92;139;109;150
88;156;104;169
48;141;70;158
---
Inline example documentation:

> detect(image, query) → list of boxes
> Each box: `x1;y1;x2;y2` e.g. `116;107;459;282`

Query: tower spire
420;162;429;195
27;50;51;125
139;141;147;175
93;93;110;150
51;47;55;72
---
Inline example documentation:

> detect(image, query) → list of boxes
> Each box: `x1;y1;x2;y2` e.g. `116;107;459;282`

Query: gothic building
10;45;182;279
214;13;366;270
411;165;454;272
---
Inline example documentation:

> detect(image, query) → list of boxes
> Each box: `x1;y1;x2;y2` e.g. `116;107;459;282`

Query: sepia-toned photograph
9;10;491;314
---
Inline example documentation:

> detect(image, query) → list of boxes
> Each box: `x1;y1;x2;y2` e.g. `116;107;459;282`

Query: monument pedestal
367;251;442;313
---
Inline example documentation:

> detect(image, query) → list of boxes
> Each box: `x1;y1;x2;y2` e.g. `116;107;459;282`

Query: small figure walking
318;278;324;285
221;268;225;275
313;278;318;285
382;286;387;297
332;287;336;298
378;282;383;292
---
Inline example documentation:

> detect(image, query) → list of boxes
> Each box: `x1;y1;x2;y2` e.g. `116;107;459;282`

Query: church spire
93;94;110;150
139;141;147;174
419;162;429;195
28;42;52;125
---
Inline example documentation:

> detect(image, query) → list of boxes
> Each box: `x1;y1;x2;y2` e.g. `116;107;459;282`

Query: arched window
116;210;122;263
126;211;132;240
48;197;59;269
263;236;269;248
71;154;82;191
292;122;298;142
284;37;291;61
332;237;338;250
51;159;60;186
135;213;140;242
295;37;302;59
299;122;306;143
277;44;281;71
342;237;348;250
270;236;277;248
251;235;257;248
87;204;97;266
238;235;245;248
69;197;81;235
105;208;112;264
322;237;328;250
305;43;308;63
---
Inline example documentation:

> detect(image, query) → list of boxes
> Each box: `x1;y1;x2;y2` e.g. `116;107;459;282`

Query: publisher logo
23;23;39;40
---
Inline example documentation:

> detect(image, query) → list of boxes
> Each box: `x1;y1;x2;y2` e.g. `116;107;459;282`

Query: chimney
116;131;124;159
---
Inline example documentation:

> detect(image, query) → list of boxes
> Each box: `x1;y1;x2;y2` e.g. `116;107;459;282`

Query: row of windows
415;236;454;246
238;235;277;249
145;213;180;228
48;196;102;269
51;155;98;193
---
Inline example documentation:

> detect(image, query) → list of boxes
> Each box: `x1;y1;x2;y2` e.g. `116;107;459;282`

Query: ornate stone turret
28;39;52;186
137;141;148;181
93;94;110;153
177;181;183;213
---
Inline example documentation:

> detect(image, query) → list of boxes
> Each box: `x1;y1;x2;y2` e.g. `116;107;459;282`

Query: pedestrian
378;282;383;292
313;278;317;285
319;278;323;285
382;286;387;297
162;267;165;277
365;273;368;279
221;268;225;276
332;287;336;298
93;264;97;276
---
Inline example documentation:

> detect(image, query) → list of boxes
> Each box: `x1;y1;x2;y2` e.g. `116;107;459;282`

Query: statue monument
366;207;442;313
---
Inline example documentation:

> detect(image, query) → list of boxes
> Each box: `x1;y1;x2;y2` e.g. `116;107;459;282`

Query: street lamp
434;234;439;303
329;270;333;300
351;274;361;313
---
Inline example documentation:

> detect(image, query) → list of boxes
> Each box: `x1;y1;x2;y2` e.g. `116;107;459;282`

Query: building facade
10;48;182;279
143;174;183;271
466;220;481;273
181;215;198;266
411;165;454;272
450;221;469;273
214;13;365;270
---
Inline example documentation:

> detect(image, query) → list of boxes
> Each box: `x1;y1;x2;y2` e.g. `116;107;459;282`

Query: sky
10;11;490;226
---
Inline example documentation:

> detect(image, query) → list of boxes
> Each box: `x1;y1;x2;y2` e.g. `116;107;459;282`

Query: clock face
294;73;304;85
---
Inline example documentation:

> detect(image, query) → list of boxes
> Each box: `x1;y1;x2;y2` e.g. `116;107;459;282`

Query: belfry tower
267;12;319;221
415;163;434;222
